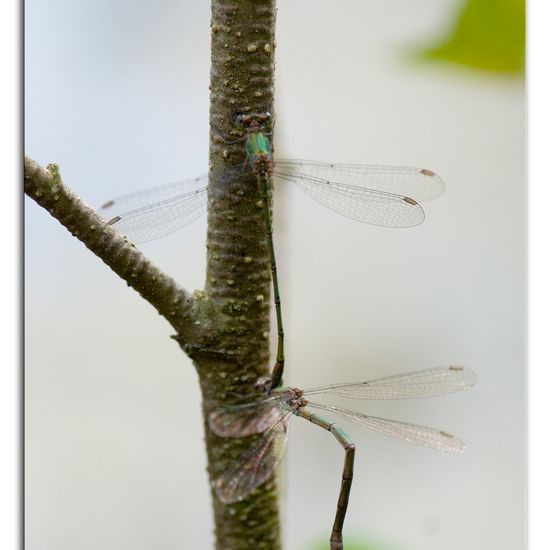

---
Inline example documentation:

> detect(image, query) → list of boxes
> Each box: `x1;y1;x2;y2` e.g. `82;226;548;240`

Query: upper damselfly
100;113;446;388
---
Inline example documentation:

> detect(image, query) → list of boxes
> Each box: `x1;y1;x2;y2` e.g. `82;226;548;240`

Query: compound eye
257;113;270;125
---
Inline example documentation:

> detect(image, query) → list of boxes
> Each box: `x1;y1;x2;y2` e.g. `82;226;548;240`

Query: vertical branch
186;1;281;548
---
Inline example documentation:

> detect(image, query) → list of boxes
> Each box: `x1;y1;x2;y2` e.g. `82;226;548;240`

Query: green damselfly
101;113;446;388
209;365;476;550
100;120;445;242
235;113;285;387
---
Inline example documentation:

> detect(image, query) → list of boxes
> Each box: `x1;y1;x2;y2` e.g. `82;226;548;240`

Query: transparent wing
99;175;208;244
99;174;208;214
105;187;208;243
214;410;292;504
209;398;283;438
307;403;465;454
273;160;445;202
273;160;445;228
303;366;477;400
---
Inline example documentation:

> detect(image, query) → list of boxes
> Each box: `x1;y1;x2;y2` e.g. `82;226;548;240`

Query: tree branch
24;155;204;340
188;1;282;548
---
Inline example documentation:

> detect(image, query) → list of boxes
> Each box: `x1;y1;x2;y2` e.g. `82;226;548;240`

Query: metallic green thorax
245;132;272;167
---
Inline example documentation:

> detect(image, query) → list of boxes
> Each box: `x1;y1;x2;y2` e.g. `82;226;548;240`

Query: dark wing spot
420;169;436;177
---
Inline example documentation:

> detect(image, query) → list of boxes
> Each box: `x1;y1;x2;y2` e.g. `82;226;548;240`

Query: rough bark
189;1;282;548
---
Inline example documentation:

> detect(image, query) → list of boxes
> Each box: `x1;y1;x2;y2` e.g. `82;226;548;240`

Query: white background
19;1;531;550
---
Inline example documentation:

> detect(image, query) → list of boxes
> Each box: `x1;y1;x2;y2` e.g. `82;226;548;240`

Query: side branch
24;156;201;338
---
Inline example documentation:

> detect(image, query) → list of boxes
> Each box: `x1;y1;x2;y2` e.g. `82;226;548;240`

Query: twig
24;155;203;340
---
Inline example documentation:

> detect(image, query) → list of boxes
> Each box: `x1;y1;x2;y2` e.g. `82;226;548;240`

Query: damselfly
100;113;446;388
100;142;445;243
209;365;476;550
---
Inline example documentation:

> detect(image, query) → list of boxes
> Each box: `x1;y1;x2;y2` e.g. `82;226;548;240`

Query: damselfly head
285;387;308;409
235;112;271;131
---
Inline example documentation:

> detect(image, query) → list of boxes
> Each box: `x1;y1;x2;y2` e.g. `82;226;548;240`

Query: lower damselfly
100;113;446;389
209;365;476;550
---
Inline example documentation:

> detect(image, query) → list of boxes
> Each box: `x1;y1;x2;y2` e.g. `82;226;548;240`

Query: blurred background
25;1;524;549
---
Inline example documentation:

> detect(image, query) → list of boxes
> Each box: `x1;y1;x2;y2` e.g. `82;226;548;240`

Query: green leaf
420;0;525;74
